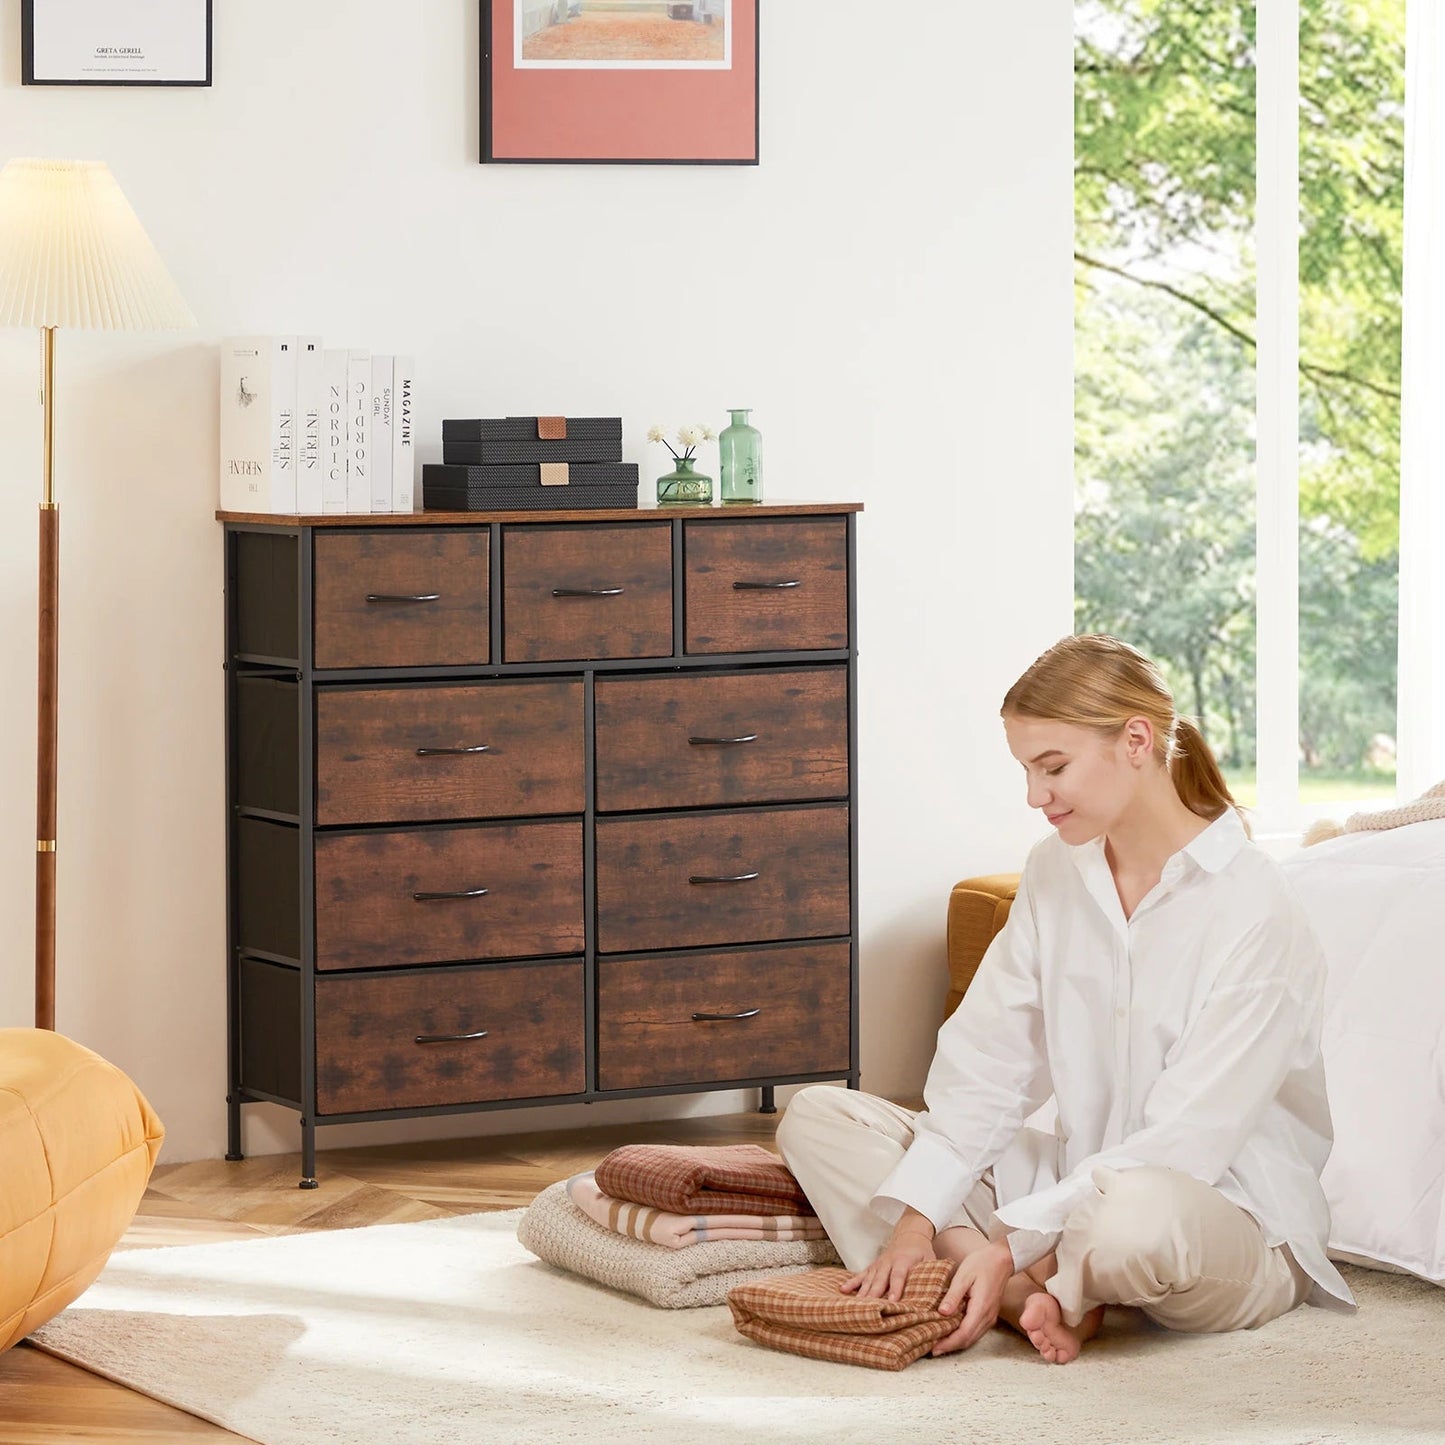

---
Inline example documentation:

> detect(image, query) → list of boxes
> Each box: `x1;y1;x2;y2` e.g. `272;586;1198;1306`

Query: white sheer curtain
1398;0;1445;799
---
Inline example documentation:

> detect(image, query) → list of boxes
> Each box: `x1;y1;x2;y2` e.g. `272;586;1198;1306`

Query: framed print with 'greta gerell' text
22;0;211;86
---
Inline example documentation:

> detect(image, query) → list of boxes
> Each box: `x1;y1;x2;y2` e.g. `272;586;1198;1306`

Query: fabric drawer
502;523;672;662
597;942;851;1091
594;667;849;812
314;820;583;970
315;678;584;825
594;804;850;954
684;519;848;655
313;530;489;669
316;960;584;1114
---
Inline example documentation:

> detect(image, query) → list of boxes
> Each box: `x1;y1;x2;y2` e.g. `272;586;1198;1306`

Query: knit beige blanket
1303;780;1445;847
516;1180;839;1309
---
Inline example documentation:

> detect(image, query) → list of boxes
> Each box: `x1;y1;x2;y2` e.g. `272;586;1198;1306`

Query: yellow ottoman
0;1028;163;1353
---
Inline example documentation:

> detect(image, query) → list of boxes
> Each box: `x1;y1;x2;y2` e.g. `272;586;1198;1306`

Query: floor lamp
0;159;194;1030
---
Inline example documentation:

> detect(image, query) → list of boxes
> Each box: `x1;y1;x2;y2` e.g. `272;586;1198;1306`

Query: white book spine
322;349;350;514
293;336;324;514
218;336;272;512
345;349;371;514
268;337;298;513
391;356;415;513
370;354;394;513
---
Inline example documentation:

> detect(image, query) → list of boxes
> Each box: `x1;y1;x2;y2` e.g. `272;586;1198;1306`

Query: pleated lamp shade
0;158;194;331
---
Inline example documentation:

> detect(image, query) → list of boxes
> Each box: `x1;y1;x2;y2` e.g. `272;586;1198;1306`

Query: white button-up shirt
874;809;1355;1311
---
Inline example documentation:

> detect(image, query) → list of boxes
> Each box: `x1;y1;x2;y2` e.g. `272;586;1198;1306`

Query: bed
1279;816;1445;1285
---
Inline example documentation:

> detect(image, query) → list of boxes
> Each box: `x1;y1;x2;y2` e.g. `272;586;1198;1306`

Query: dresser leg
225;1094;244;1162
758;1086;777;1115
299;1117;319;1189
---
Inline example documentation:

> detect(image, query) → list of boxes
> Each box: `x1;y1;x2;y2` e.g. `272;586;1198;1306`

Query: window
1074;0;1406;831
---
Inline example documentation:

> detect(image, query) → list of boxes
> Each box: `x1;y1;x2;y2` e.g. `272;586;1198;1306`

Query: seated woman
778;634;1355;1363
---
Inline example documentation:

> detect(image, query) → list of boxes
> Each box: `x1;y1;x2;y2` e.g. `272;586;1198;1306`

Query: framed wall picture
481;0;759;165
22;0;212;87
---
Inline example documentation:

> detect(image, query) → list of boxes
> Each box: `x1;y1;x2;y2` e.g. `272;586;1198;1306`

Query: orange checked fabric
728;1261;958;1371
594;1144;815;1218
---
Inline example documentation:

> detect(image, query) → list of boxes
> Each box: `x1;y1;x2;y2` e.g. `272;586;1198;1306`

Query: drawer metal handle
412;886;491;901
732;579;800;590
688;871;761;885
551;586;624;598
688;733;759;747
365;592;442;604
691;1008;762;1022
415;1029;489;1044
416;744;492;756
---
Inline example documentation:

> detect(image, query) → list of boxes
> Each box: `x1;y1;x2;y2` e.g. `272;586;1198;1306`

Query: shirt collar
1066;806;1249;880
1181;807;1249;873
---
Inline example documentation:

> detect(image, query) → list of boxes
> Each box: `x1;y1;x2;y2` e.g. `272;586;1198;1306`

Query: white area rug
31;1210;1445;1445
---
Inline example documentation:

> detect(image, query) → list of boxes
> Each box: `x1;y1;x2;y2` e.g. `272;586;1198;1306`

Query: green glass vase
656;455;713;506
719;408;762;504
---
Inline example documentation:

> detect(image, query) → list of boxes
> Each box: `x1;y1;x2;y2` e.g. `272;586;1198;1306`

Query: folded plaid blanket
516;1180;839;1309
593;1143;814;1218
728;1261;958;1371
565;1171;830;1249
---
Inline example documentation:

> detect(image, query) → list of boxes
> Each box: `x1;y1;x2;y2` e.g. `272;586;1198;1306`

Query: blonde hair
1001;634;1247;831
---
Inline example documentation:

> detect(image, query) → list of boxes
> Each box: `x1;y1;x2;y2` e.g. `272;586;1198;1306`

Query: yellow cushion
0;1028;163;1353
944;873;1020;1018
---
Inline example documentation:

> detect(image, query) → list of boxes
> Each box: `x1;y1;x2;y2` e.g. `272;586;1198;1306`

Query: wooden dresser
219;502;860;1185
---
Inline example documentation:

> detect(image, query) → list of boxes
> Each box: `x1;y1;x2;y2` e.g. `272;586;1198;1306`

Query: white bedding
1279;817;1445;1285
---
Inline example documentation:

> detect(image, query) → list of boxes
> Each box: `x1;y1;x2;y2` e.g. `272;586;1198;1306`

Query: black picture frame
21;0;213;87
480;0;759;166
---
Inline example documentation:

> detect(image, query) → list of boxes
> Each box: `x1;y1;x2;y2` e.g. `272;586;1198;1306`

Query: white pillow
1280;818;1445;1285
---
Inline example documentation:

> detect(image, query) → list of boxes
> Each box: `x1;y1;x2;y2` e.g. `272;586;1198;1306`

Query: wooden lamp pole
36;324;59;1030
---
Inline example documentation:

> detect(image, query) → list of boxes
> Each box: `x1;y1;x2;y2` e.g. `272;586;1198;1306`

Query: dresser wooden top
216;501;863;526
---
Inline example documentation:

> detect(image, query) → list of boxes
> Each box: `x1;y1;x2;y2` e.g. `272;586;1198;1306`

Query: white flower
677;425;703;448
700;426;717;442
646;424;666;443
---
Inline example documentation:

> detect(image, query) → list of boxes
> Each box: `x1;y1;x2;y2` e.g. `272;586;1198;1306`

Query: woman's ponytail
1170;717;1249;835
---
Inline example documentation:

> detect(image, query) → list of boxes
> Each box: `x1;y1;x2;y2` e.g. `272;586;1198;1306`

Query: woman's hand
841;1209;936;1301
929;1239;1015;1355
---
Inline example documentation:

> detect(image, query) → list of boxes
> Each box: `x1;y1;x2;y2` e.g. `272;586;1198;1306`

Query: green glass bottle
655;455;713;506
719;408;762;505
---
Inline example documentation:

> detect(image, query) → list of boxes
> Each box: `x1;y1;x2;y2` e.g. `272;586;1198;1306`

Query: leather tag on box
538;416;568;440
540;462;570;487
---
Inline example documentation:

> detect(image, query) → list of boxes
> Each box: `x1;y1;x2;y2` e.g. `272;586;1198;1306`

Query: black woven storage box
440;416;623;465
422;461;639;512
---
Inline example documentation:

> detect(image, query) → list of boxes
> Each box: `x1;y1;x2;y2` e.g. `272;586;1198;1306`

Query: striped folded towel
565;1171;830;1249
516;1179;838;1309
728;1262;958;1371
594;1143;814;1218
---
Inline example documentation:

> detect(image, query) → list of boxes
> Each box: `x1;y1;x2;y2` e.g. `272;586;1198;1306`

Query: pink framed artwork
480;1;759;165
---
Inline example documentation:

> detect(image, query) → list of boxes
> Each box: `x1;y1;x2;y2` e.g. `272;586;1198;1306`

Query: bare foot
1018;1292;1103;1364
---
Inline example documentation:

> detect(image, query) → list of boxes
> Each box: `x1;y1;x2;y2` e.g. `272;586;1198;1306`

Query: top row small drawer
248;518;848;670
683;519;848;655
314;531;490;669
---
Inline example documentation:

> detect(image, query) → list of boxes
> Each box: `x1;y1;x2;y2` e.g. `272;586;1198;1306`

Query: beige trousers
777;1085;1311;1332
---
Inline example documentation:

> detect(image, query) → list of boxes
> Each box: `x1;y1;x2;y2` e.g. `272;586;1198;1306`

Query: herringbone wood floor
0;1110;784;1445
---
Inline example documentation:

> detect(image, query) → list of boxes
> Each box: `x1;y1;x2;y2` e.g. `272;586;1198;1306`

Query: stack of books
422;416;637;511
218;337;416;514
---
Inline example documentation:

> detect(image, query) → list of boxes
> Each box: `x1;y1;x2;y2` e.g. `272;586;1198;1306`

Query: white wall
0;0;1074;1162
